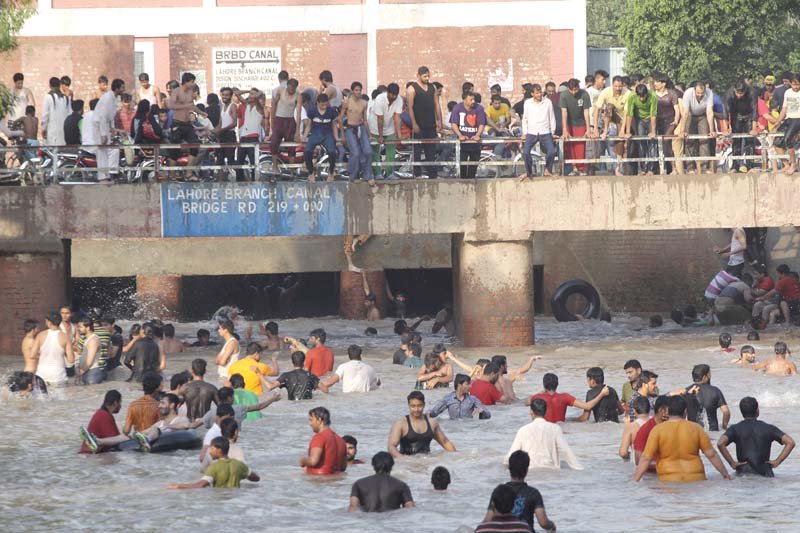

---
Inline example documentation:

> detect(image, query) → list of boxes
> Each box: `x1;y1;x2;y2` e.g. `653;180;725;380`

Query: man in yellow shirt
227;342;278;395
633;395;731;483
592;76;629;176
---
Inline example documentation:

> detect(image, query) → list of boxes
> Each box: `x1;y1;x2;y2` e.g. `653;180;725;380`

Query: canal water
2;314;799;532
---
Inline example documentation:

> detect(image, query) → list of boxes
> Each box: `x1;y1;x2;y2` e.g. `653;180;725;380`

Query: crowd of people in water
6;299;798;531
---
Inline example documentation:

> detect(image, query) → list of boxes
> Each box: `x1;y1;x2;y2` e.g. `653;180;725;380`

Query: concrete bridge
2;172;799;353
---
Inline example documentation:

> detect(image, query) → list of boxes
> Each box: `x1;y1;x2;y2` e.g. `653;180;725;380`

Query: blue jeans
345;124;373;180
305;130;337;175
82;367;107;385
523;133;556;176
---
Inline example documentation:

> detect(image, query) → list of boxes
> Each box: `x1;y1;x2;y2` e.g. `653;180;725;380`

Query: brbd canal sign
161;183;346;237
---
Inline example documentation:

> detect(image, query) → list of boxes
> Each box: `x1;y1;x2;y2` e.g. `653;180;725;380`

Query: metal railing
0;131;791;185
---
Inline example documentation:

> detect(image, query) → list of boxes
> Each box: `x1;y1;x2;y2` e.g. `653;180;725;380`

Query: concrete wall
70;234;452;277
3;175;800;243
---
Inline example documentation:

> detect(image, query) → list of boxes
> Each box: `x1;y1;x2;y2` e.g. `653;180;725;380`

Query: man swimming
388;391;456;456
752;342;797;375
717;396;795;477
731;345;756;366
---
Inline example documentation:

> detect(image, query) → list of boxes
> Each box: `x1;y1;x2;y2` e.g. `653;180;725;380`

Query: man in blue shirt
427;374;490;419
302;93;340;181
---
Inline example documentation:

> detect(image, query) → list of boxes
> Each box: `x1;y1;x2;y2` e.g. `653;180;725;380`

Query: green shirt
621;381;635;405
626;91;658;120
234;389;263;421
202;458;250;488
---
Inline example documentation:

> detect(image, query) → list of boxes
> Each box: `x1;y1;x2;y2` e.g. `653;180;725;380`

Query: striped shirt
704;270;739;300
475;515;533;533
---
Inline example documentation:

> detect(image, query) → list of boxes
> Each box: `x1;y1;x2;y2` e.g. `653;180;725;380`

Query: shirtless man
215;319;241;379
388;391;456;457
362;271;381;321
753;342;797;375
21;319;39;372
167;72;206;180
160;324;186;355
257;321;281;351
340;82;373;184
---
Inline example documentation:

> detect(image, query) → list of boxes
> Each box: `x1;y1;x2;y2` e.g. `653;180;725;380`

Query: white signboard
212;48;281;94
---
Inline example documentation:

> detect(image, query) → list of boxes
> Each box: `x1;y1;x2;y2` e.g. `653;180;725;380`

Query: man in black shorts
167;72;206;180
348;452;414;512
717;396;795;477
483;450;556;531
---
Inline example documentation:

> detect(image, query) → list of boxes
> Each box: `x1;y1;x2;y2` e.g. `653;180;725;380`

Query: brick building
7;0;587;104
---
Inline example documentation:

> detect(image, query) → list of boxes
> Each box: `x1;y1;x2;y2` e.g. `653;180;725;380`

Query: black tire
551;279;602;322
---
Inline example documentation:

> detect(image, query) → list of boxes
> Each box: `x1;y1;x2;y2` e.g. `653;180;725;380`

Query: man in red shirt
80;390;124;453
300;406;347;475
632;395;669;468
526;373;609;423
287;328;334;377
469;362;510;406
755;264;800;324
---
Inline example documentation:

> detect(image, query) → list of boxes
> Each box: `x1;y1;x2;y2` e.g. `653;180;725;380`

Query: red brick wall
0;253;67;356
169;32;332;94
218;0;359;4
136;274;182;320
376;26;551;104
54;0;200;6
339;270;387;320
539;230;724;314
0;36;135;107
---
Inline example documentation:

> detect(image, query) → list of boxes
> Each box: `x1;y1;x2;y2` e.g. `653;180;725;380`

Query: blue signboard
161;182;346;237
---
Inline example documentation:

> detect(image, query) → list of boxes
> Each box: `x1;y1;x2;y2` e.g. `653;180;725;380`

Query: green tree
0;0;36;118
587;0;630;48
619;0;800;86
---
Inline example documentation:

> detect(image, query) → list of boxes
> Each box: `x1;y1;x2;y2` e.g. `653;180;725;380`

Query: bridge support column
339;270;387;319
0;241;69;356
453;236;534;347
136;274;182;320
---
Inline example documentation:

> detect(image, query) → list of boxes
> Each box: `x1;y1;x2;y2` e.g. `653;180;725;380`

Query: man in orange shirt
123;372;162;436
633;395;731;483
286;328;333;377
226;342;278;395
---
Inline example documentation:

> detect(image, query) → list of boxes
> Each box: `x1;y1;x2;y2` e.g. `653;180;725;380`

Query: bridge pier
135;274;182;320
453;236;534;347
339;270;387;319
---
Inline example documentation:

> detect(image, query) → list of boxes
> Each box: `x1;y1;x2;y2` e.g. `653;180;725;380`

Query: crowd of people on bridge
4;66;799;183
7;296;799;531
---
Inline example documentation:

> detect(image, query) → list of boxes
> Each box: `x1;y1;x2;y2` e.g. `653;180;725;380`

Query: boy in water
169;436;259;489
753;342;798;375
731;345;756;366
719;333;735;353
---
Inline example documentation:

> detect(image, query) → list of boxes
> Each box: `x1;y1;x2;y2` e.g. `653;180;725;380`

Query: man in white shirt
519;84;556;179
95;79;126;181
504;398;583;470
322;344;380;393
369;83;404;179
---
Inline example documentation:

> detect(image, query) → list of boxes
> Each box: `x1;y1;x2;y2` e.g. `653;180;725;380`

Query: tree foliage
619;0;800;86
0;0;35;118
587;0;629;48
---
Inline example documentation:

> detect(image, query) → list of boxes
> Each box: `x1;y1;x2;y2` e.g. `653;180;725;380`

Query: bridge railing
0;132;788;184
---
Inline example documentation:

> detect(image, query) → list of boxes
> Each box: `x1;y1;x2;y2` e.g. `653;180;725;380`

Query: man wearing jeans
369;83;403;179
407;66;442;178
678;81;716;173
725;80;759;173
302;93;339;182
623;84;658;175
520;84;556;179
593;76;629;176
449;91;486;179
340;82;373;183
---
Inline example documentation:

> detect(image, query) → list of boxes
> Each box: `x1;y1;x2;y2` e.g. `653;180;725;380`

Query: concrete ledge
2;173;799;244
